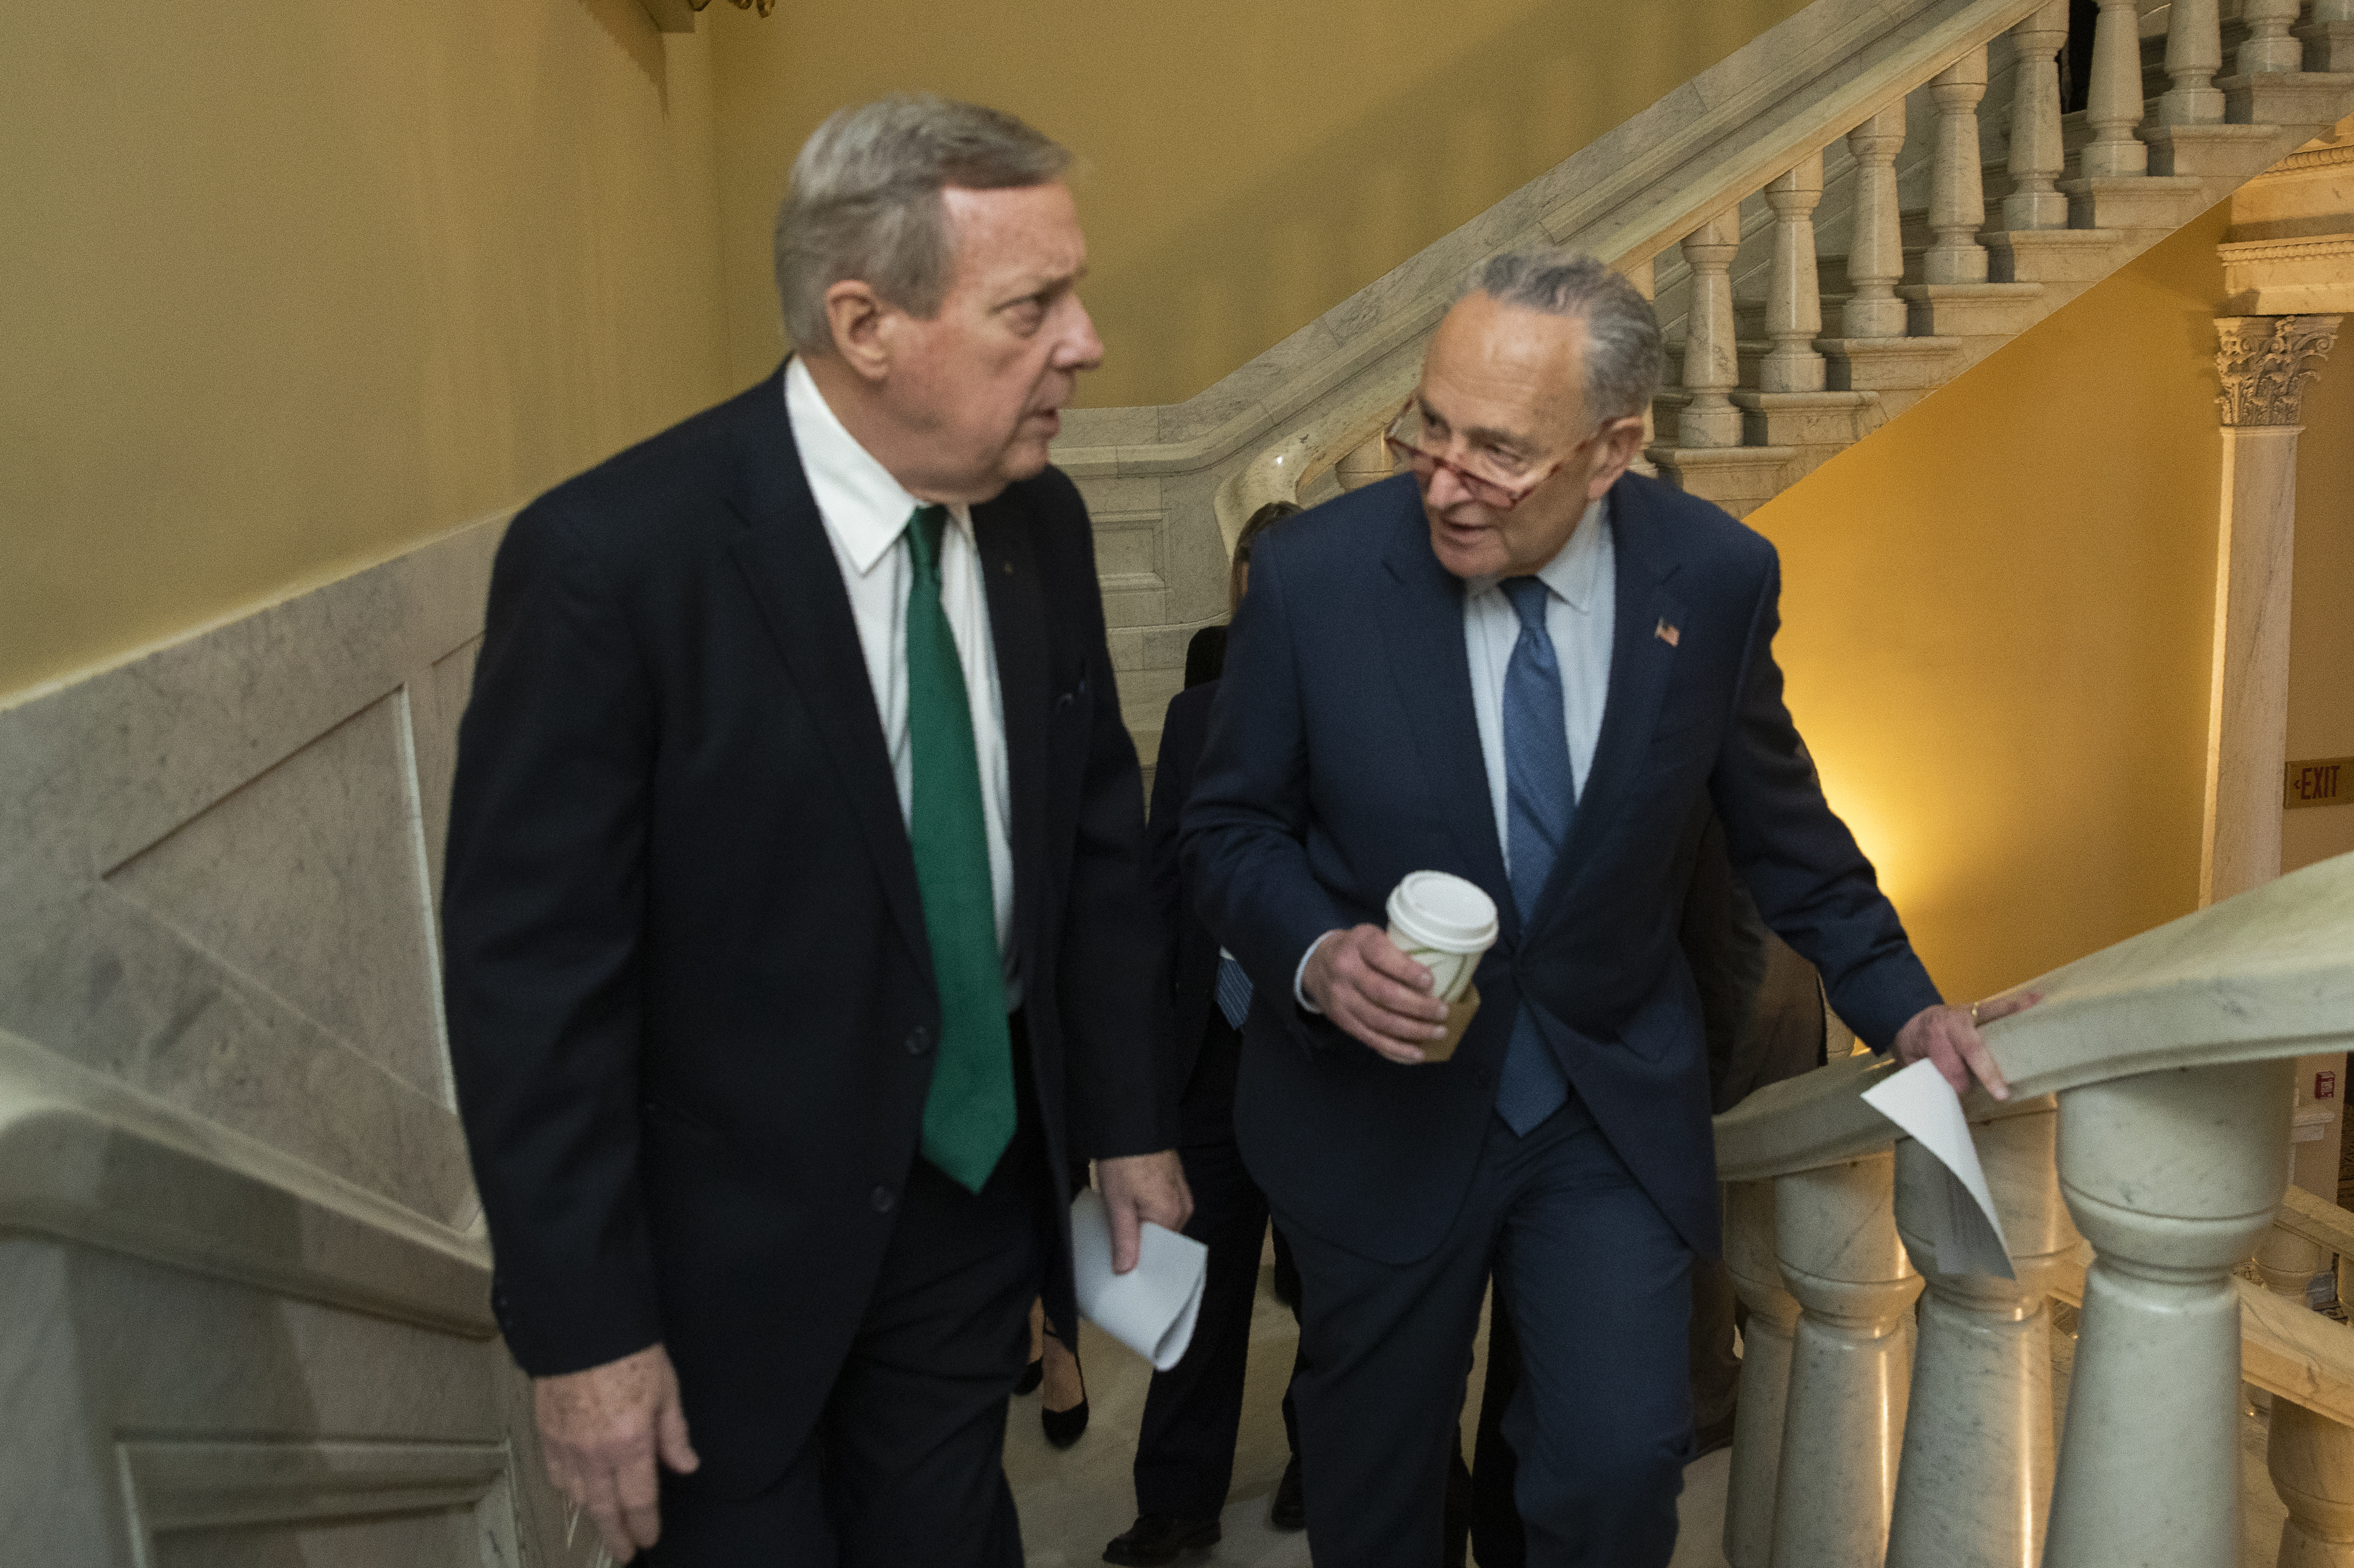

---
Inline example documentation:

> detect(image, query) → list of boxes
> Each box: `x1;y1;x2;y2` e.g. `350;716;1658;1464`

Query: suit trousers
1278;1092;1695;1568
645;1021;1050;1568
1132;1131;1303;1518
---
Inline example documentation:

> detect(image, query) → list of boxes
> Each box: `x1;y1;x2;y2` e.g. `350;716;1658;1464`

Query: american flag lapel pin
1655;618;1681;648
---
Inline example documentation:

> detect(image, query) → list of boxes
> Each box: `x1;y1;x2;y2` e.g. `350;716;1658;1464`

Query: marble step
2221;71;2354;130
1895;281;2046;337
2058;173;2213;231
2144;123;2295;180
1641;442;1796;521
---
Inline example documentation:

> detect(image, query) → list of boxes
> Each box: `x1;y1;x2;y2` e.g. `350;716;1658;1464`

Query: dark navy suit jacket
1179;471;1938;1265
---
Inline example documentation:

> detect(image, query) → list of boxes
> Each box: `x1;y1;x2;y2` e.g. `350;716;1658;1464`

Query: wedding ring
1969;1001;1983;1026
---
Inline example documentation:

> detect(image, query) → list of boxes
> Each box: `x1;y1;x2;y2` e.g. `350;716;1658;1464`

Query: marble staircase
1052;0;2354;770
1648;0;2354;518
1711;850;2354;1568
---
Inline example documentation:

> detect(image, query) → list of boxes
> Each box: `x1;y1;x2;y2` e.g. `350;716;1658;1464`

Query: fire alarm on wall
2318;1071;2337;1101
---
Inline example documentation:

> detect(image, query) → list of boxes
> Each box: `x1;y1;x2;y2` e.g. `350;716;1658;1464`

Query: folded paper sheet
1860;1059;2015;1280
1070;1188;1209;1371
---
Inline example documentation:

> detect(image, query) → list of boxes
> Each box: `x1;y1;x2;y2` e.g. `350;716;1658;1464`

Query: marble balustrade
1221;0;2353;527
1714;851;2354;1568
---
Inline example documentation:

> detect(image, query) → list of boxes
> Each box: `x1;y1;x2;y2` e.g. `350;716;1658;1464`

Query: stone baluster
2158;0;2225;126
1677;210;1743;447
1885;1098;2080;1568
2270;1400;2354;1567
2042;1059;2297;1568
1721;1180;1798;1568
1761;152;1827;393
2081;0;2150;179
1769;1151;1922;1567
2005;3;2070;231
1925;46;1991;284
2241;0;2307;76
1844;104;1909;336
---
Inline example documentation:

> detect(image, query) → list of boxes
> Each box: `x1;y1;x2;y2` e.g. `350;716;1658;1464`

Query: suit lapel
1534;480;1686;927
1378;522;1518;943
972;497;1050;990
722;369;932;974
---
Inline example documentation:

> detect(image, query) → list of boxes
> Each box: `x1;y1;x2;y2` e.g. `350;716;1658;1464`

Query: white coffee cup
1385;871;1500;1007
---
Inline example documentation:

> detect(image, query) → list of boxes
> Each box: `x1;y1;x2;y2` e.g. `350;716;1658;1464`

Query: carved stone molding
2215;314;2342;427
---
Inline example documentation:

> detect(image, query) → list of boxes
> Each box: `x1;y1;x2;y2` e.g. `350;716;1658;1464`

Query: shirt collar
784;356;969;575
1468;494;1612;612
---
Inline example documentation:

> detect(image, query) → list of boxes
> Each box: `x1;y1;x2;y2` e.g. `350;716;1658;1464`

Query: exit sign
2286;757;2352;810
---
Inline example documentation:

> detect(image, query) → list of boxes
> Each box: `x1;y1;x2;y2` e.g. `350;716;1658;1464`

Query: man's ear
823;280;893;383
1586;414;1649;499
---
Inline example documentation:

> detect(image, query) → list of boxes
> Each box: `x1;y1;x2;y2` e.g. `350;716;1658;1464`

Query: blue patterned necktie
1215;954;1253;1031
1496;576;1575;1135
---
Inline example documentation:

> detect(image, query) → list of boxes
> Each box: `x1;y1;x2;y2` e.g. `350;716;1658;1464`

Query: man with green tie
443;95;1189;1566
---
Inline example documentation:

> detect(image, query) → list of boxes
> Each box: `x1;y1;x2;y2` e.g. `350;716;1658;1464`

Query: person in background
1104;500;1305;1567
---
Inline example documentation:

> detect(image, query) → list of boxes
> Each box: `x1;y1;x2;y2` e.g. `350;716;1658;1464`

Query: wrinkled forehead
941;183;1086;291
1419;292;1589;428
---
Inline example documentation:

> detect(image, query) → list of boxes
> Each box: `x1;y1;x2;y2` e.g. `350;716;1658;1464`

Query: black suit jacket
443;365;1171;1493
1180;473;1937;1266
1146;679;1239;1142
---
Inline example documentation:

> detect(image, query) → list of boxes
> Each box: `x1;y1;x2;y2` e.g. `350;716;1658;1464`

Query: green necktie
903;505;1017;1193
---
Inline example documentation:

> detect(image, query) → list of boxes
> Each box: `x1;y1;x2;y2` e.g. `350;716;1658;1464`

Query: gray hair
774;94;1071;355
1471;250;1664;425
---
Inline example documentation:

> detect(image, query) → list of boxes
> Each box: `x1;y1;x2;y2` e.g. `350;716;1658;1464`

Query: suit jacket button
906;1026;931;1055
872;1186;895;1213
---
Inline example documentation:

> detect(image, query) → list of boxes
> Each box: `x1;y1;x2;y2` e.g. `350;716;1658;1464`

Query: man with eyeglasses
1179;252;2023;1566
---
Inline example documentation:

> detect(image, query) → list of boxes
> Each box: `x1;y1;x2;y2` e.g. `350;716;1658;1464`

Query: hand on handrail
1893;992;2043;1101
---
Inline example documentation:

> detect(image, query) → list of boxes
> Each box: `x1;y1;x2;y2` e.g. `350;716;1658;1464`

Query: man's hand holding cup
1303;872;1500;1065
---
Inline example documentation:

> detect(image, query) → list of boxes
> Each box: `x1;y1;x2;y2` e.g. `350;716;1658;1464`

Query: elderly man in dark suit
1181;251;2020;1567
443;95;1188;1568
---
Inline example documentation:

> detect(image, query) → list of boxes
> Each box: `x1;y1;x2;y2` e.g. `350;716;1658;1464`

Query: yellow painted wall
2283;340;2354;875
1752;207;2240;1005
1;0;734;701
700;0;1816;408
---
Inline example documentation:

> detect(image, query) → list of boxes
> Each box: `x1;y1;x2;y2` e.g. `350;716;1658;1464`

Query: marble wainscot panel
0;517;601;1568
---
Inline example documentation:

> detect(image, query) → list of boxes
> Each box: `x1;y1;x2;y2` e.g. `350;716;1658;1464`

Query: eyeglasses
1382;399;1602;512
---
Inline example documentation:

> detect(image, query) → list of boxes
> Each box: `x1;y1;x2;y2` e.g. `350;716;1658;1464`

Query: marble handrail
1716;851;2354;1184
1719;851;2354;1568
0;1029;495;1338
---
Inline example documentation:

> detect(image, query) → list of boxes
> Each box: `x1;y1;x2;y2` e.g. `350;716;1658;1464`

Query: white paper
1069;1188;1209;1372
1859;1059;2015;1280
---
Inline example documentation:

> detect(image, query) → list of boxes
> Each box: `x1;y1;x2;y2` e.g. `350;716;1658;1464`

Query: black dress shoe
1693;1407;1736;1459
1268;1455;1305;1531
1103;1513;1222;1565
1014;1355;1044;1396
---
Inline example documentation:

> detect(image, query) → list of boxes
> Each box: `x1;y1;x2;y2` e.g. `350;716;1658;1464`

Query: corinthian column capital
2215;314;2342;426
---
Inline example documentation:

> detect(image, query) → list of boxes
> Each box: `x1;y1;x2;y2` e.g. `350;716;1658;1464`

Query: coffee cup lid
1389;871;1499;949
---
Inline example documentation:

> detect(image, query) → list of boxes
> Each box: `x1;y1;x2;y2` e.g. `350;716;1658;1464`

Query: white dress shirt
1463;494;1616;879
1296;495;1615;1007
784;359;1020;1002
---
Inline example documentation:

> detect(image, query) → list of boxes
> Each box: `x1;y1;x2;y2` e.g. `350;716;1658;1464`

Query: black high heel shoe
1014;1355;1044;1396
1039;1324;1089;1448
